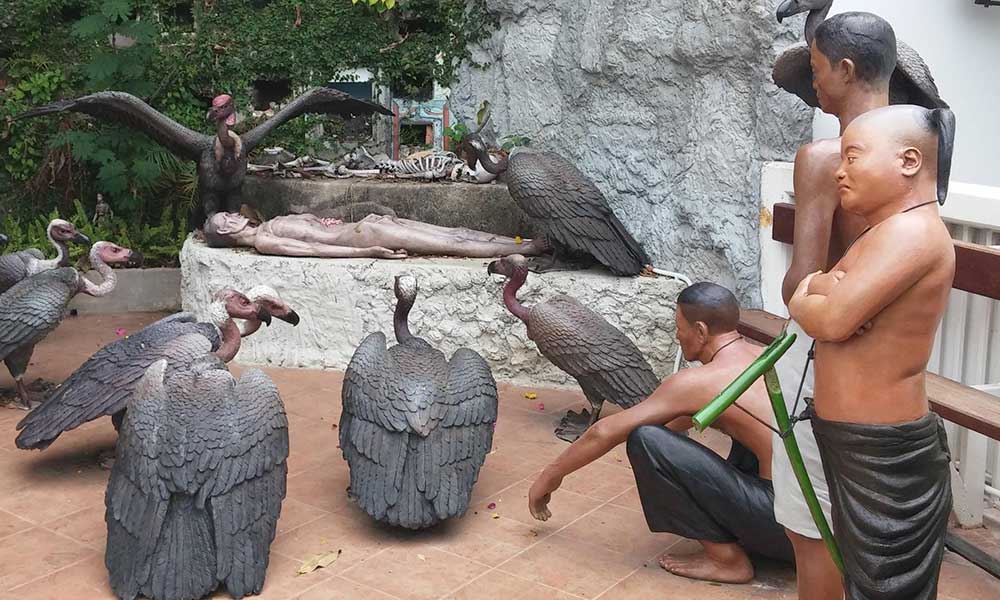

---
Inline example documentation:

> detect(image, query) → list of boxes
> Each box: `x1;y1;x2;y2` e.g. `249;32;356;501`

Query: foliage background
0;0;496;265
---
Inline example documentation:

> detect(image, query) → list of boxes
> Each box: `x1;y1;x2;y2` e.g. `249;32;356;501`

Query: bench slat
770;202;1000;300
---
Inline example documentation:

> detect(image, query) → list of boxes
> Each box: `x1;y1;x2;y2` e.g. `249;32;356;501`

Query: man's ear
695;321;710;342
839;58;857;83
901;147;923;177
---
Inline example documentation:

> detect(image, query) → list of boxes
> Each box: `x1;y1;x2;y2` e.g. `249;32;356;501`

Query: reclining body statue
202;212;545;260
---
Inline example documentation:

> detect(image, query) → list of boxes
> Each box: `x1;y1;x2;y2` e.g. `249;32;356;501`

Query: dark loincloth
810;408;952;600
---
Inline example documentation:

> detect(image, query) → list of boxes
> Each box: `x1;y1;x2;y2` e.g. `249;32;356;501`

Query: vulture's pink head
208;94;237;126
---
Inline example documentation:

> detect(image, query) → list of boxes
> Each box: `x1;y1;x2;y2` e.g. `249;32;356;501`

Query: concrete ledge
180;237;683;387
243;176;536;238
71;268;181;314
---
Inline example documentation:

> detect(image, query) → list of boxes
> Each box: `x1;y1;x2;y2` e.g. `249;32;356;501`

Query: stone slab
70;268;181;314
180;237;683;387
242;176;536;238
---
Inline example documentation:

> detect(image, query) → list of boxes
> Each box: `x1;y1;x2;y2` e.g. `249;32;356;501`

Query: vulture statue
0;219;91;293
105;353;288;600
487;254;660;442
17;88;393;228
773;0;948;109
0;241;139;410
14;287;296;451
457;115;651;277
340;275;499;529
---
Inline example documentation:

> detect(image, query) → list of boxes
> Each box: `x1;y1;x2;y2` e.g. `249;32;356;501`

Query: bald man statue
789;104;956;600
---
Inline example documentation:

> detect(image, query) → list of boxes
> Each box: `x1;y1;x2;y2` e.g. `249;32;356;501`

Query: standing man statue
773;12;900;600
789;104;956;600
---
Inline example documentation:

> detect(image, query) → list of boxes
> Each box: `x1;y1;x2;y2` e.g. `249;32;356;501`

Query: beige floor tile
5;554;114;600
596;563;796;599
0;528;96;591
0;508;34;540
480;480;602;533
270;513;394;571
447;569;583;600
340;546;488;600
43;504;106;551
497;534;639;599
557;503;677;561
297;575;401;600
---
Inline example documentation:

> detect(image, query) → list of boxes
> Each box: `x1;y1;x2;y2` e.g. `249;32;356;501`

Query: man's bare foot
658;544;754;584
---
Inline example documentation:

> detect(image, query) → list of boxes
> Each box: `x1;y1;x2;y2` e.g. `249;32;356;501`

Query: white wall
811;1;1000;187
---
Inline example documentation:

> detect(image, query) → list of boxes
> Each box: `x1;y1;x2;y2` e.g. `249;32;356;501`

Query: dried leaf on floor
297;549;342;575
524;392;537;400
491;513;500;519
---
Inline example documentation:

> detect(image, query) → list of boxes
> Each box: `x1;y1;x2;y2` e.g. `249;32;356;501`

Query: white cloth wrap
771;319;833;539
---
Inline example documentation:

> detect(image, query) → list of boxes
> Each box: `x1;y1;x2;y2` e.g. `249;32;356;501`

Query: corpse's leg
349;215;545;258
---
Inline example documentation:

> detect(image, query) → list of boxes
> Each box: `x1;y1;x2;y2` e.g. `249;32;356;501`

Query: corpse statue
202;211;546;260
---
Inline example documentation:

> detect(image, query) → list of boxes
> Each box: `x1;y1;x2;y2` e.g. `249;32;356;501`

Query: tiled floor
0;313;998;599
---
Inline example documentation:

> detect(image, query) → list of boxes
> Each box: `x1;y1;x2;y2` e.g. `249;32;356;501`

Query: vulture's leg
555;395;604;443
5;349;40;410
528;244;596;274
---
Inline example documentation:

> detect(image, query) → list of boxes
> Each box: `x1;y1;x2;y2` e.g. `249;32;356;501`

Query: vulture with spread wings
105;355;288;600
340;275;499;529
18;87;392;227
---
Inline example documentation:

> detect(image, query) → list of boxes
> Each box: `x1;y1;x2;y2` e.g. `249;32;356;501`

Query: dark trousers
626;425;794;562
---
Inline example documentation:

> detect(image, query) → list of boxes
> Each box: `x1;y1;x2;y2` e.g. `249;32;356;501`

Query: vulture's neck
217;120;236;149
215;319;242;363
394;295;415;343
79;251;117;297
31;228;69;274
804;4;832;46
503;269;531;323
240;318;262;337
477;146;510;176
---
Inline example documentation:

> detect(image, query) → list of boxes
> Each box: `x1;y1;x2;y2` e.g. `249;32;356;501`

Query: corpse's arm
788;220;936;342
253;232;405;259
528;371;704;520
781;145;842;306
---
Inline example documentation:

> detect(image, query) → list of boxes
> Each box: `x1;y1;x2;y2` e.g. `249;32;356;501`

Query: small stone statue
93;193;114;226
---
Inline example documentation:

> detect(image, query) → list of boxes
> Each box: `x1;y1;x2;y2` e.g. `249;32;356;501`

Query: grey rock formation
450;0;811;302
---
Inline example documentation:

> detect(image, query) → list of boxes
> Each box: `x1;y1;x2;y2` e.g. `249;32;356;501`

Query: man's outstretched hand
528;473;561;521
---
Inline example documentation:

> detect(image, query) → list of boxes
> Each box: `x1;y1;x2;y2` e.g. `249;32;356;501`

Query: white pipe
650;268;692;374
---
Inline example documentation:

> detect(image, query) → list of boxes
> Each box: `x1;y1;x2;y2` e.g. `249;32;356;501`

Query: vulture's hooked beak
776;0;802;23
257;306;273;327
126;250;144;267
73;232;92;245
279;309;301;326
487;260;505;277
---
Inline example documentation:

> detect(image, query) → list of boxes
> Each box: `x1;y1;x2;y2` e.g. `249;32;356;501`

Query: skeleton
247;148;496;183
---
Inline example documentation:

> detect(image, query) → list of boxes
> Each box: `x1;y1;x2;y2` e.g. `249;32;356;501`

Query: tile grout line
590;537;692;600
6;551;99;593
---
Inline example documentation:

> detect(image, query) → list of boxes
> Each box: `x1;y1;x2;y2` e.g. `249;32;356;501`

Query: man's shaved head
677;283;740;334
839;105;956;210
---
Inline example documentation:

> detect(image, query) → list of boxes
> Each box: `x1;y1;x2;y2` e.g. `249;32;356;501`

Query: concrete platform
180;237;684;387
243;176;536;238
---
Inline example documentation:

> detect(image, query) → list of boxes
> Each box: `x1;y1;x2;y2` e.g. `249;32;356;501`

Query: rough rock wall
181;238;684;387
451;0;811;303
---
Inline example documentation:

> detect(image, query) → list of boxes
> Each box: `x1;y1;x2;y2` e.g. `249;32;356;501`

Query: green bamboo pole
691;331;844;573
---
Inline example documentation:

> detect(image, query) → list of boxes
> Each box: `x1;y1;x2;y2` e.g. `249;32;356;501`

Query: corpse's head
675;283;740;363
203;212;253;248
836;104;956;216
810;12;895;116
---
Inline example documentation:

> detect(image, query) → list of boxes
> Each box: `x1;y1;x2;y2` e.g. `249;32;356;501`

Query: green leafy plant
500;134;532;152
352;0;398;13
443;122;469;146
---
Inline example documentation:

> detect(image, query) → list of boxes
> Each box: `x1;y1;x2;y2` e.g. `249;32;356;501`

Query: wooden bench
745;201;1000;576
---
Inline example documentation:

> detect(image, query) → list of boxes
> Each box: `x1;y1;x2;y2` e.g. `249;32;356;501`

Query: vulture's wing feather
772;44;819;108
507;152;650;275
105;360;173;600
340;332;411;522
0;268;77;361
242;87;392;152
211;368;289;599
15;321;219;449
532;298;660;409
17;92;211;160
420;348;497;520
892;41;948;109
